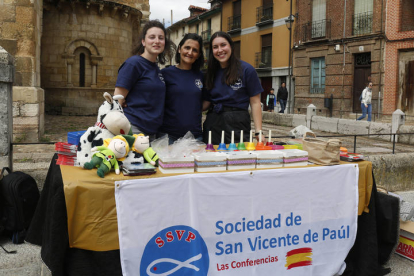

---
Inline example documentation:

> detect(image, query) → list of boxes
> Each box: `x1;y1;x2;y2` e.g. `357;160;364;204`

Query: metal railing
255;51;272;69
353;12;373;36
228;15;241;32
256;5;273;24
202;29;211;44
298;19;331;42
267;132;414;155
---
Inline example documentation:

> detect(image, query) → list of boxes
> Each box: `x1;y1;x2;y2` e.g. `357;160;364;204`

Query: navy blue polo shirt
205;60;263;110
116;55;166;135
159;66;204;138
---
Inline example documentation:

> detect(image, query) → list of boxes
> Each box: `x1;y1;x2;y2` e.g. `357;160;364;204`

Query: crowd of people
114;20;271;145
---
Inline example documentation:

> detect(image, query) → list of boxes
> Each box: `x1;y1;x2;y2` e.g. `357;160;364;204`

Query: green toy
132;134;159;166
83;136;130;177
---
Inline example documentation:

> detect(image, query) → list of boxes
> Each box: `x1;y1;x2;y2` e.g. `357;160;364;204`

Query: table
25;154;399;276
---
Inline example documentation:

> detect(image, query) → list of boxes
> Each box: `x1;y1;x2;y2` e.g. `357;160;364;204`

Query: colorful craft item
245;130;256;151
228;131;238;151
205;131;215;152
266;130;273;147
255;130;272;150
237;130;247;150
217;130;228;151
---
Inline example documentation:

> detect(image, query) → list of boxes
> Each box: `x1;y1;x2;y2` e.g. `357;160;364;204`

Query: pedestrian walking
157;33;205;144
114;20;173;141
357;82;373;122
202;31;264;145
277;82;288;113
266;88;276;112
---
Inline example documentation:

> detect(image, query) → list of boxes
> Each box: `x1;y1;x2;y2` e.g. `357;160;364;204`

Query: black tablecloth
26;154;399;276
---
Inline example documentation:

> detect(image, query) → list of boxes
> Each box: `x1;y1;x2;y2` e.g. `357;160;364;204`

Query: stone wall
41;2;138;89
40;1;148;114
0;47;13;169
0;0;45;142
45;87;111;115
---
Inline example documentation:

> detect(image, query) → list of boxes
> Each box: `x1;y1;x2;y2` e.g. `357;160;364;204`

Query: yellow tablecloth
61;160;373;252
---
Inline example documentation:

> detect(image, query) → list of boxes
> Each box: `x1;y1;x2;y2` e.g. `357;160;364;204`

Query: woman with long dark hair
203;31;263;145
114;20;173;140
158;33;205;144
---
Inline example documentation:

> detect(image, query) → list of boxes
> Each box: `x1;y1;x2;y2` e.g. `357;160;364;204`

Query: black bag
0;167;40;244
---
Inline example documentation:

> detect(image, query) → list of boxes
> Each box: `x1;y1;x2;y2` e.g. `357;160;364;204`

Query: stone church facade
0;0;149;141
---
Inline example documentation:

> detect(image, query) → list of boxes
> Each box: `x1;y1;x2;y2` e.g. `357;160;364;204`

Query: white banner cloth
115;164;359;276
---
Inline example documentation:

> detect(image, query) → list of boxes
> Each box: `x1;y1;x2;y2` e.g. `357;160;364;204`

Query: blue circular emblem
140;225;209;276
195;79;203;90
230;78;243;90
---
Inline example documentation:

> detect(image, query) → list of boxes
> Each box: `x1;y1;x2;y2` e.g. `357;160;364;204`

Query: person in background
202;31;264;145
114;20;173;141
357;81;373;122
277;82;288;114
266;88;276;112
158;33;204;144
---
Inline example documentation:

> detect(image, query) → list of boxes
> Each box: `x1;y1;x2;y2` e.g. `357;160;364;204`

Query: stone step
13;152;55;163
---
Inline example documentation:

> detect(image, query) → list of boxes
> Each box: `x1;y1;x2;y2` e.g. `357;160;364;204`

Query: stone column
306;104;316;129
0;47;14;170
392;109;405;143
91;56;103;88
66;56;75;87
91;65;97;88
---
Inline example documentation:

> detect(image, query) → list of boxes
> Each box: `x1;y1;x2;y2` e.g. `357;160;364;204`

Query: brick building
220;0;295;112
293;0;385;118
383;0;414;116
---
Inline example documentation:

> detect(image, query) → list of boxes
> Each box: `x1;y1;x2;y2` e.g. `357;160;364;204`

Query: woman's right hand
114;87;129;108
119;98;127;108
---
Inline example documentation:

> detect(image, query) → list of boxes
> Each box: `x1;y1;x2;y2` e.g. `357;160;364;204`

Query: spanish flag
285;247;313;270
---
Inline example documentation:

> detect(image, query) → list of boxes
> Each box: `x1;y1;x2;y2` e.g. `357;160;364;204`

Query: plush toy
77;92;132;167
83;135;130;177
132;134;159;166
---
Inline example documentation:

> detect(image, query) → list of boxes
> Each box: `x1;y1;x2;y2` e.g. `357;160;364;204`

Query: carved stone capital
62;54;75;64
91;55;103;65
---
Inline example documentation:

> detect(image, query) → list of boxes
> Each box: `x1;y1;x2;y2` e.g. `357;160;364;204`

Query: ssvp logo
140;225;209;276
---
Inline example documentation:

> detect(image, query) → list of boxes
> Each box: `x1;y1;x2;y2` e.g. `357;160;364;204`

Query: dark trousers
203;110;251;145
279;99;287;113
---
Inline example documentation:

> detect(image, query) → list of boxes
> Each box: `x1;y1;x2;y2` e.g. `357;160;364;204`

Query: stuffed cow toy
77;92;132;167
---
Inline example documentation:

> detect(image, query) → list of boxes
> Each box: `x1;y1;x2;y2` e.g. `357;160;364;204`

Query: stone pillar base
12;86;45;143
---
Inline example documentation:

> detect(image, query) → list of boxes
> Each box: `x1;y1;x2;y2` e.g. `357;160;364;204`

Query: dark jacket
277;87;288;101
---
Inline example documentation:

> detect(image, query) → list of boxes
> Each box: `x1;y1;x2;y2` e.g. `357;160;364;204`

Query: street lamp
284;0;295;114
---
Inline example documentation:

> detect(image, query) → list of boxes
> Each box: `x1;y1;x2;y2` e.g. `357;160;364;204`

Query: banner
115;164;359;276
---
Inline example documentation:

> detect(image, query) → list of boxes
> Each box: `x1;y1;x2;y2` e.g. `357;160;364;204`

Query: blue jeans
357;103;372;121
279;99;287;113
